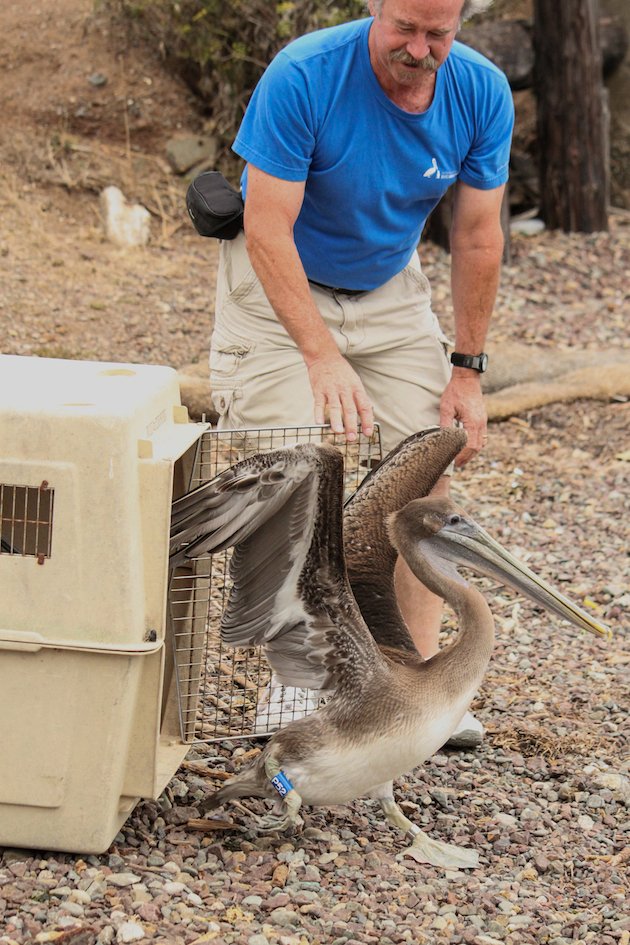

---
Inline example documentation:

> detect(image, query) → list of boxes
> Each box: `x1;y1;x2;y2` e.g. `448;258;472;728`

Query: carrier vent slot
0;483;54;559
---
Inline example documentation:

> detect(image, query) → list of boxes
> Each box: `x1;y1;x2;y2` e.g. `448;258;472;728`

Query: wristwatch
450;351;489;373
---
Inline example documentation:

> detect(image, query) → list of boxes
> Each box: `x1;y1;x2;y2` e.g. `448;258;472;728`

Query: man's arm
243;164;373;442
439;180;505;466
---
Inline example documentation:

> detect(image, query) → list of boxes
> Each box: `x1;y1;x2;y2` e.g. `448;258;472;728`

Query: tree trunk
534;0;609;232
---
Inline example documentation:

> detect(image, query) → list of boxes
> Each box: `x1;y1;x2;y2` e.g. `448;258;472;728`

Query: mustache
389;49;439;72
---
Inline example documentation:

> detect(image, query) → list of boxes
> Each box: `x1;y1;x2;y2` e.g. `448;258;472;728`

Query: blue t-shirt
234;18;514;290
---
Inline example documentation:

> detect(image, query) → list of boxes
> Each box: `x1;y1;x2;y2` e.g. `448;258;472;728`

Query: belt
308;279;366;297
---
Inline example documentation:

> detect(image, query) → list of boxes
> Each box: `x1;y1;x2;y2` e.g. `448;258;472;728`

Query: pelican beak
433;520;612;639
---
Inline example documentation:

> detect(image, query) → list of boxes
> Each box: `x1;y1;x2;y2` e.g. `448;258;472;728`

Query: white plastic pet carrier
0;354;379;853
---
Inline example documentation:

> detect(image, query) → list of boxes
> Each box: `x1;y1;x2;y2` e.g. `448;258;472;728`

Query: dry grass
489;724;601;759
0;130;187;243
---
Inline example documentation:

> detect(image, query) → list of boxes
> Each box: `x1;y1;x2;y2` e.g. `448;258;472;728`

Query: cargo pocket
221;235;263;306
209;327;253;425
209;328;253;380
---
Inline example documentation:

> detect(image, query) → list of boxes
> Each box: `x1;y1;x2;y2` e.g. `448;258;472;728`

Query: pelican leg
257;754;304;834
378;794;479;870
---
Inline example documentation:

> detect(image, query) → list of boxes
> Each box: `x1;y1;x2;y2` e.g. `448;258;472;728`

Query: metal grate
169;424;381;744
0;482;54;560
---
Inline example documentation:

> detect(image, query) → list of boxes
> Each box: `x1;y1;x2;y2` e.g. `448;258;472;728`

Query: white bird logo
423;157;441;179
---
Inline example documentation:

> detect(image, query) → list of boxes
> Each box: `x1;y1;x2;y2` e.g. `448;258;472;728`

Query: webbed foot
377;792;479;870
259;753;304;833
258;789;304;833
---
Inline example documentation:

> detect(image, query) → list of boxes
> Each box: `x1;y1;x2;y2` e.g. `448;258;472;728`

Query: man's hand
439;370;487;466
307;353;374;442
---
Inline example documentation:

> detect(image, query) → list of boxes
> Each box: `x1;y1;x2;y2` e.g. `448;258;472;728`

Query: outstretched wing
170;446;314;567
170;443;383;691
344;427;467;651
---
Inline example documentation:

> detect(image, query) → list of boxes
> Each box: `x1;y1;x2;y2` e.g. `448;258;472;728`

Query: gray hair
461;0;494;20
368;0;494;21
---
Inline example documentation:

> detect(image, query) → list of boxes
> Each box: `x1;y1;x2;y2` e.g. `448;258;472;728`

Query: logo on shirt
422;157;457;181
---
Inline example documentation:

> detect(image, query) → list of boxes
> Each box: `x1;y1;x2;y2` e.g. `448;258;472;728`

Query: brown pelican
170;429;610;868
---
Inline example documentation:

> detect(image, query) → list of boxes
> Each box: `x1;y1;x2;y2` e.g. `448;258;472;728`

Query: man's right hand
307;353;374;442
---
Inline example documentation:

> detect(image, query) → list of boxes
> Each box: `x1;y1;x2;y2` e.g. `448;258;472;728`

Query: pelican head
389;497;611;639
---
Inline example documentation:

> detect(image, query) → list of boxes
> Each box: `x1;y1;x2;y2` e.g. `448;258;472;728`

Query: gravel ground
1;191;629;945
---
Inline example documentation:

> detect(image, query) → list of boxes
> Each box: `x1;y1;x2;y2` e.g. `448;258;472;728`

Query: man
210;0;514;744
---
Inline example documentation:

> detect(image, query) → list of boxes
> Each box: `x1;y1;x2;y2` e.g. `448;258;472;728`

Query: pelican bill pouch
186;171;244;240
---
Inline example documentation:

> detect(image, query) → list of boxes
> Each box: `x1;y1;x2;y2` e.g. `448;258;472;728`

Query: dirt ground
0;0;216;370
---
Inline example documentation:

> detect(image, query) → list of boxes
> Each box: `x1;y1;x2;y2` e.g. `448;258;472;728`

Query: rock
534;854;550;873
170;778;189;798
267;907;301;928
272;863;289;887
100;187;151;247
165;135;218;175
587;795;604;808
117;923;146;943
135;902;161;923
60;900;84;917
520;806;540;821
107;872;143;887
147;853;165;867
430;788;451;808
510;218;546;237
242;895;264;908
163;880;188;894
591;771;630;802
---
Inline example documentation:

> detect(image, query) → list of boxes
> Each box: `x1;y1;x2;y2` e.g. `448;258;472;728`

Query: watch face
479;353;489;372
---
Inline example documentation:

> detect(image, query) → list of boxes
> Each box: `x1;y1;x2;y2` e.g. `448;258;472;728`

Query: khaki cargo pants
210;232;452;455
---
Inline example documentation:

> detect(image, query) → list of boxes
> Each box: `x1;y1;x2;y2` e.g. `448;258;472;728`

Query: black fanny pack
186;171;244;240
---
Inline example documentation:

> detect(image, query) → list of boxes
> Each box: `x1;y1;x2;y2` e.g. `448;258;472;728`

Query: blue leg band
270;770;294;797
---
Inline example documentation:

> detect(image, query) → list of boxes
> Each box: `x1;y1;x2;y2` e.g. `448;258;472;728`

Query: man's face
368;0;463;88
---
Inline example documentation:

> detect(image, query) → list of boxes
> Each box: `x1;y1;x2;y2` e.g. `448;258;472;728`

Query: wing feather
169;443;384;692
344;427;467;651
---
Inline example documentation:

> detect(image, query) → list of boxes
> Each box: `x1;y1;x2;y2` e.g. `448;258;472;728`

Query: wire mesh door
169;424;381;744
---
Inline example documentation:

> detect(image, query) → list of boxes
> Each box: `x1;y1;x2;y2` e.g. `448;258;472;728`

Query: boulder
165;134;218;175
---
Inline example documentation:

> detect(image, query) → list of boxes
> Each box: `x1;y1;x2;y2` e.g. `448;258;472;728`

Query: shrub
105;0;367;164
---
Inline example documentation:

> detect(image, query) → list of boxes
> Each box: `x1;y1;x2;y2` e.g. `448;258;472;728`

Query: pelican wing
170;444;383;691
170;448;314;566
344;427;467;651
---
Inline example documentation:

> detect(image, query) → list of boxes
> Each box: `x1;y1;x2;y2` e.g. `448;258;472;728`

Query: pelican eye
447;513;462;526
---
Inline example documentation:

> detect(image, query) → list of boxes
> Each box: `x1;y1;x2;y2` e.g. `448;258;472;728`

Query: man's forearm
449;238;503;356
440;225;504;465
245;224;339;367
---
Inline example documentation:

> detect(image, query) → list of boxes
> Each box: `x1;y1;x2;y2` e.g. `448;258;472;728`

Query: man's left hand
439;371;487;467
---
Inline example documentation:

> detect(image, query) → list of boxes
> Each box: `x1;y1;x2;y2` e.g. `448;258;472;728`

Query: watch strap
450;351;488;373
